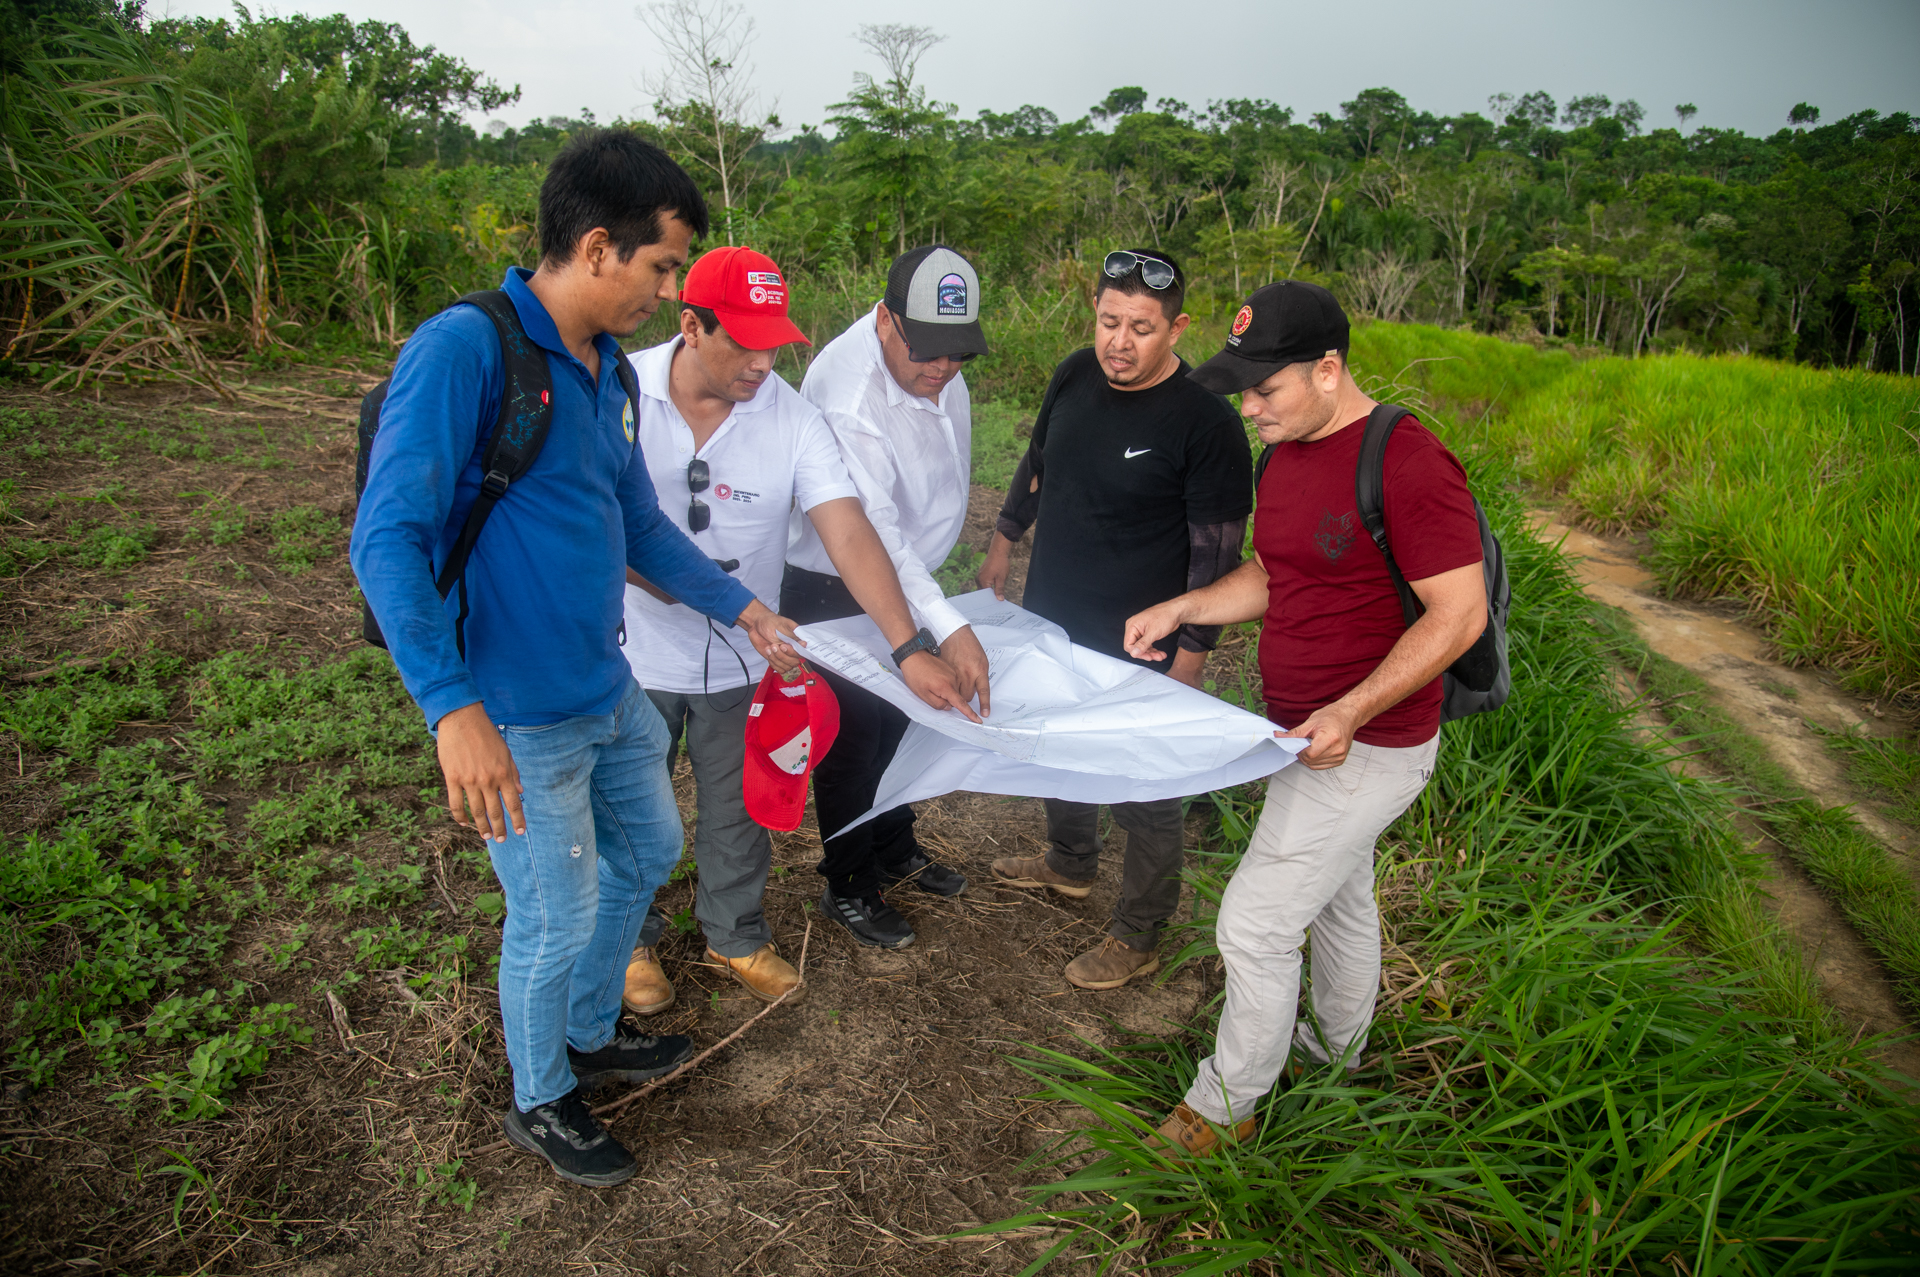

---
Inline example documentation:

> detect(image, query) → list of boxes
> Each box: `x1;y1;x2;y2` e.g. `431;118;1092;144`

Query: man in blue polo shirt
350;131;798;1188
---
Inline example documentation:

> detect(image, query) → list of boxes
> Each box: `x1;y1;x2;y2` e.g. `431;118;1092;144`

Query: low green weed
187;647;428;782
933;543;984;597
117;1003;311;1121
0;661;177;761
415;1159;481;1212
246;770;364;851
1766;801;1920;1014
268;505;339;574
328;857;425;911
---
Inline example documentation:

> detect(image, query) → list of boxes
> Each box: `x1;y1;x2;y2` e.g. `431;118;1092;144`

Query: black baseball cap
1189;281;1349;394
883;245;990;360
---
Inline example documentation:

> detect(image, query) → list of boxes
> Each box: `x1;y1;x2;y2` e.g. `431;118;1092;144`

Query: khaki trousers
1184;735;1438;1124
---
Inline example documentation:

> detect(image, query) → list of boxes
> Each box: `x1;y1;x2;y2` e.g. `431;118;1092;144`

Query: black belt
780;563;863;627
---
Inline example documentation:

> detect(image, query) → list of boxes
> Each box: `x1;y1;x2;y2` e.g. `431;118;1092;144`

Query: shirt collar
503;266;621;371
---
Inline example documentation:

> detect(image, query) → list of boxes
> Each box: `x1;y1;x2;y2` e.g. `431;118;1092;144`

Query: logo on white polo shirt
710;483;760;505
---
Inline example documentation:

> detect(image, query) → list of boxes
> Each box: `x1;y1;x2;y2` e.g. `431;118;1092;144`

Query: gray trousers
1043;796;1188;951
634;688;773;959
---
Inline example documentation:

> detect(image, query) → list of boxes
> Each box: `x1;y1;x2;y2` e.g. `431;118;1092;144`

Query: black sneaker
567;1021;694;1091
820;886;916;949
502;1088;637;1187
879;851;968;897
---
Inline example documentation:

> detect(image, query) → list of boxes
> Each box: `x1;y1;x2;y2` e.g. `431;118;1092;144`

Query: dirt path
1531;514;1920;1081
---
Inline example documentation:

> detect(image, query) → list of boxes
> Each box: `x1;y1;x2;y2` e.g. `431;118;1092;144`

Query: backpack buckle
480;469;510;500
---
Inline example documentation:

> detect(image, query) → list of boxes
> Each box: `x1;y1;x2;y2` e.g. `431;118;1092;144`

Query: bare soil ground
0;377;1242;1275
1531;514;1920;1082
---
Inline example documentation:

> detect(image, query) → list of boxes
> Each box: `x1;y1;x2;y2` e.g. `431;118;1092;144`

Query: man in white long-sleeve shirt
784;245;994;949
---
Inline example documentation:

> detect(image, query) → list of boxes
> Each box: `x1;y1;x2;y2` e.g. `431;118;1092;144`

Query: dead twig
466;917;812;1157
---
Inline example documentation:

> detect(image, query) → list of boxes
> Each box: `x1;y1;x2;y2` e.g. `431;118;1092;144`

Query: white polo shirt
786;306;972;643
621;336;859;695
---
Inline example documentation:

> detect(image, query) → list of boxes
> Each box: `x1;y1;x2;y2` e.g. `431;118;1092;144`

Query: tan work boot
622;946;675;1016
1148;1102;1257;1159
989;854;1095;899
707;944;804;1004
1064;935;1160;990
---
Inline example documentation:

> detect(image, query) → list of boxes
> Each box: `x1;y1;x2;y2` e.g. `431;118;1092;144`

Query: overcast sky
152;0;1920;140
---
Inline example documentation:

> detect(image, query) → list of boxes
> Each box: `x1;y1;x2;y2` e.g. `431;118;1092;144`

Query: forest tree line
3;0;1917;394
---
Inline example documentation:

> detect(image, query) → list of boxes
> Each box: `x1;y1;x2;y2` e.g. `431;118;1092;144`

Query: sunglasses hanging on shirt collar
687;457;711;532
1102;250;1177;290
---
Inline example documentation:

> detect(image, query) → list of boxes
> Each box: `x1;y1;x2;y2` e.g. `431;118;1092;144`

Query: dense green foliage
3;6;1916;390
985;470;1920;1275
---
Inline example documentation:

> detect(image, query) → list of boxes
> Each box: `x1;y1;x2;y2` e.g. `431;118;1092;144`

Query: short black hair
681;303;721;336
539;128;710;265
1095;248;1186;323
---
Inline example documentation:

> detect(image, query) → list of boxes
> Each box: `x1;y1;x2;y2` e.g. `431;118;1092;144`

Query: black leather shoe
821;887;916;949
567;1021;693;1091
503;1088;637;1187
879;851;968;897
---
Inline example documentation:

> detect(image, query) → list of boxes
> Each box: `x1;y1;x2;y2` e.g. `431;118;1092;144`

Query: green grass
1353;336;1920;703
1597;610;1920;1020
972;461;1919;1274
1815;725;1920;827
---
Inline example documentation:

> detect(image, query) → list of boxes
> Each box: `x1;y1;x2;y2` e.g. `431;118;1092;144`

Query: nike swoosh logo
1124;448;1151;458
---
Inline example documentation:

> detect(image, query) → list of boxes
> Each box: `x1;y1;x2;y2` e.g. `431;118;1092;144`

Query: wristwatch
891;627;941;668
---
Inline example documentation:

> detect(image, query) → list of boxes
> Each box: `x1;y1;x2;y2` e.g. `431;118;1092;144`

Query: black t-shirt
1023;348;1252;662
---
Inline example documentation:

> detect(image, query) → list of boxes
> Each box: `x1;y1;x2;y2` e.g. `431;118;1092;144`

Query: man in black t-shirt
976;249;1252;991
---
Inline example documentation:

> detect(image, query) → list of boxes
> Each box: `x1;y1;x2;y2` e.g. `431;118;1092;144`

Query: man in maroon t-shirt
1120;281;1487;1158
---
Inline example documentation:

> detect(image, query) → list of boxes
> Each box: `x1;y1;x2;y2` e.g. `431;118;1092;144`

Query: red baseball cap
742;663;840;832
681;246;810;350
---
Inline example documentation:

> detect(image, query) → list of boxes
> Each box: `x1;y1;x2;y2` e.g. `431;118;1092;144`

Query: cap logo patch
1231;306;1254;338
746;270;782;286
936;273;969;316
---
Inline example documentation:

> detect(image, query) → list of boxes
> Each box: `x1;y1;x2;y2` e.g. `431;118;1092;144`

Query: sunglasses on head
1103;250;1177;290
687;457;712;532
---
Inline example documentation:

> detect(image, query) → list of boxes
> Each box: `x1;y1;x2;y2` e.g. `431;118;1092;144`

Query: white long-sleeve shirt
786;306;972;642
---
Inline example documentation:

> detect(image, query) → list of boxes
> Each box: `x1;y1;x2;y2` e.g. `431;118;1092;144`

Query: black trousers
781;563;920;898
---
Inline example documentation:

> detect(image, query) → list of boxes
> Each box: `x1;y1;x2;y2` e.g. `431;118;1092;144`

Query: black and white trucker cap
883;245;990;360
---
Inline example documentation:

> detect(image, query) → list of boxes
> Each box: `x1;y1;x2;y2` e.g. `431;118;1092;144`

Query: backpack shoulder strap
1354;402;1420;627
1253;443;1275;491
432;290;554;600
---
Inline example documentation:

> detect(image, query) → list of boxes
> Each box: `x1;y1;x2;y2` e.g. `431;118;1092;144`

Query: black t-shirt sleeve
1181;393;1255;525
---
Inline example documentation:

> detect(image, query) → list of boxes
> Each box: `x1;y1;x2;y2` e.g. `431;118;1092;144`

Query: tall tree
827;24;952;256
637;0;780;243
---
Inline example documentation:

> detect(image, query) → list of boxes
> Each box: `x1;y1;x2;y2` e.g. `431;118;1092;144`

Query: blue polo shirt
350;268;755;728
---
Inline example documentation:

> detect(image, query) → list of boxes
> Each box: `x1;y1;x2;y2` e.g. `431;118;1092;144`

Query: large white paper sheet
793;590;1305;833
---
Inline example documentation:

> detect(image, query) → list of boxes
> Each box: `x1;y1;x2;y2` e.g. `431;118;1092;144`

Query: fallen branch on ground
466;916;812;1157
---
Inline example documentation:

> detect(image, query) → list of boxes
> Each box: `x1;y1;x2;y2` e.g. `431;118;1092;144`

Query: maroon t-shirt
1254;413;1482;747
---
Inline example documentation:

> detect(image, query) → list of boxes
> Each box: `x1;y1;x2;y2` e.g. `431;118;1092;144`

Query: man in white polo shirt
620;246;977;1011
783;245;994;950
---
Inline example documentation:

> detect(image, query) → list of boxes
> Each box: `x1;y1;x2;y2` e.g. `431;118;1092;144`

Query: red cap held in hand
742;663;839;832
681;246;810;351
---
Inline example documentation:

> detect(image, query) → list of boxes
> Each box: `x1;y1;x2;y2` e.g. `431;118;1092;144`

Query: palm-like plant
1;22;272;395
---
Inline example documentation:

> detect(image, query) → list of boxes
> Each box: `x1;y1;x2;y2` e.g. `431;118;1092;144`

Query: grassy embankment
984;445;1920;1275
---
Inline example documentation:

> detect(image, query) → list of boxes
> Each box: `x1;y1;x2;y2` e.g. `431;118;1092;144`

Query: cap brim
1188;348;1293;395
897;313;989;360
714;309;811;350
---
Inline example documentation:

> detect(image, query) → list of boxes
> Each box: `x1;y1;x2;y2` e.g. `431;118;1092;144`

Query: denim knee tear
570;844;583;858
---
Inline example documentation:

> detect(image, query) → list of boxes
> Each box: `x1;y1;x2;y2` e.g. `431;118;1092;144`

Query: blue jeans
486;677;682;1111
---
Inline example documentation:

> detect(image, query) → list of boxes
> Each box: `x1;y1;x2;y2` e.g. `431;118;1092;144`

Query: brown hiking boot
707;945;804;1004
1064;936;1160;990
621;946;675;1016
1148;1102;1257;1159
989;854;1095;899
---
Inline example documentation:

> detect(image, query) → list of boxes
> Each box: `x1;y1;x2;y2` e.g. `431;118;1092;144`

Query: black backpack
1254;402;1511;722
355;289;640;658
